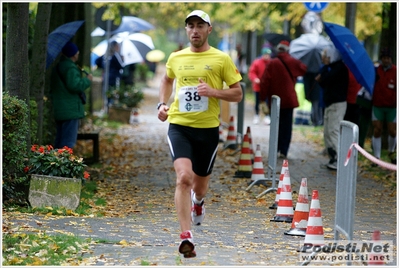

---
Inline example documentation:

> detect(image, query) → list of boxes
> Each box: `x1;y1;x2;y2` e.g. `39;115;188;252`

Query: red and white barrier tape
345;143;397;171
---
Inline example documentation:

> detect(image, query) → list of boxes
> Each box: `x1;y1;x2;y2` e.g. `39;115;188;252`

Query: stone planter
108;106;132;124
28;174;82;210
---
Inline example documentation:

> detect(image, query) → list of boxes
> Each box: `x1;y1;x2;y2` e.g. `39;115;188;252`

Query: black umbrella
289;33;334;73
264;33;291;46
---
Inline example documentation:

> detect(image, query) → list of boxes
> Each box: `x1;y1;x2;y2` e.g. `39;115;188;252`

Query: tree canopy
92;2;382;40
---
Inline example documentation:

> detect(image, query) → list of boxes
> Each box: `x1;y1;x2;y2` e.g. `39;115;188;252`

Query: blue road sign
304;2;329;12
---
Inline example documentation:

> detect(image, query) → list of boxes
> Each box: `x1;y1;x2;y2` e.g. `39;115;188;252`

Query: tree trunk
345;3;357;33
6;4;30;101
30;3;52;145
6;3;30;151
380;3;396;64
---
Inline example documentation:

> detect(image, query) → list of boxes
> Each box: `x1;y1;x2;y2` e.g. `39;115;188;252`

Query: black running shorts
167;123;219;177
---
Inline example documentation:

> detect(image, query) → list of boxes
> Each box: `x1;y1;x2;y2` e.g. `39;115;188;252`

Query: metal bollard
237;82;246;139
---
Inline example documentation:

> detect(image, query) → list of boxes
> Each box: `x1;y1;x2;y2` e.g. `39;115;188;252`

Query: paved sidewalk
4;84;397;266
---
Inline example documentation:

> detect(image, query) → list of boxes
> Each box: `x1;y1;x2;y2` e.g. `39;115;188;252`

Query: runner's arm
157;74;174;122
159;74;174;104
197;79;242;103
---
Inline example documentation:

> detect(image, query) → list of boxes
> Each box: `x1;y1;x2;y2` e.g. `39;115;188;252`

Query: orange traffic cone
246;126;254;163
302;190;324;249
219;122;225;142
270;169;294;223
368;230;385;265
285;178;309;236
269;160;289;209
129;108;140;124
249;144;266;182
234;133;253;178
223;116;237;150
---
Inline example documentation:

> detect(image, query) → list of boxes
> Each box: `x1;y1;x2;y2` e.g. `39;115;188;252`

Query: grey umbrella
289;33;334;73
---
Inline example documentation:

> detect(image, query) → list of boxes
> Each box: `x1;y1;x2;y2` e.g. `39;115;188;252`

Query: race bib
178;86;209;112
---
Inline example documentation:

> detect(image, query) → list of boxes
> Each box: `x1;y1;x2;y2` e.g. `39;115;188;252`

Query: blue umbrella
91;40;108;68
46;20;85;69
323;22;375;94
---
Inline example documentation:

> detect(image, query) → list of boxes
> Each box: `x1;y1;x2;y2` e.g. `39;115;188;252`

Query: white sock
193;193;203;205
372;136;382;158
388;135;397;152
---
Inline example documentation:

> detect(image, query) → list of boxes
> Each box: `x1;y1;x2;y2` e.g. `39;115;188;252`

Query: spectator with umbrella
50;41;93;149
315;47;348;170
289;33;334;126
95;40;125;107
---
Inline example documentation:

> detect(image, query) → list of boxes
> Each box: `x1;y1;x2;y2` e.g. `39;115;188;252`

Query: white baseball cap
185;10;211;26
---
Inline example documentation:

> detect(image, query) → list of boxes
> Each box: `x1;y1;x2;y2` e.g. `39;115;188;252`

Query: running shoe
178;231;196;258
326;159;337;170
191;190;205;225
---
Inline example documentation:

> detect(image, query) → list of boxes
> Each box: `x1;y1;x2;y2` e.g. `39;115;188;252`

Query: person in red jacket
372;47;397;164
260;40;307;158
248;47;272;124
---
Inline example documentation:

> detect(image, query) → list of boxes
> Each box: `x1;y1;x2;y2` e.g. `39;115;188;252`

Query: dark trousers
55;119;79;149
254;91;260;115
358;106;372;147
344;102;360;126
254;92;269;115
278;108;294;156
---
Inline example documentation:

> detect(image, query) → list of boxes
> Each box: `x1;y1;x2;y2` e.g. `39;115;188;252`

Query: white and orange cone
270;169;294;223
269;160;289;209
302;190;324;249
223;116;237;150
234;133;253;178
284;178;309;236
249;144;266;182
219;122;225;142
129;109;140;124
368;230;385;265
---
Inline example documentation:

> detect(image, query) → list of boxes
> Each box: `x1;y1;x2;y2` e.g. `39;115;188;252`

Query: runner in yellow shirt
157;10;242;258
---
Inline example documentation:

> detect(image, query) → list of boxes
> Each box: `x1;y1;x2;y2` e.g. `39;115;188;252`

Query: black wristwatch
157;102;166;110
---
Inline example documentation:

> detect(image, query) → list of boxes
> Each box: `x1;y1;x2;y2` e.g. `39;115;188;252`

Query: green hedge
2;91;30;204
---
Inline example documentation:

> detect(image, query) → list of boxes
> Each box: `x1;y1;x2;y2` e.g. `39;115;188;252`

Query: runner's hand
158;105;169;122
197;78;214;97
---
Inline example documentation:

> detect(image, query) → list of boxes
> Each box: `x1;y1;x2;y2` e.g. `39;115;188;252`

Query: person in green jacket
50;41;92;149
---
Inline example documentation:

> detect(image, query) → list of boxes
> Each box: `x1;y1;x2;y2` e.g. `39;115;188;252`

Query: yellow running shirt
166;47;242;128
